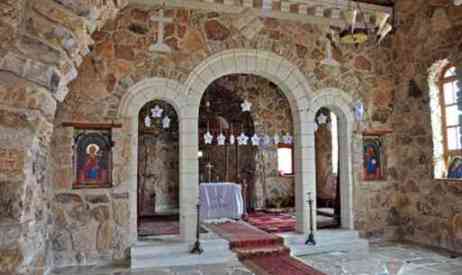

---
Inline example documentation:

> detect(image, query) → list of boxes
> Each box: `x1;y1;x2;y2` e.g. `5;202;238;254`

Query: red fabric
209;221;326;275
244;211;296;233
207;221;283;249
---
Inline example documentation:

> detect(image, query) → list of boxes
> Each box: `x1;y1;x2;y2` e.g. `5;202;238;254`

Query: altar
199;182;244;220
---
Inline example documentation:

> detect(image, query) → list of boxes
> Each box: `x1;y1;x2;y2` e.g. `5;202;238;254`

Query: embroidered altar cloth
199;182;244;220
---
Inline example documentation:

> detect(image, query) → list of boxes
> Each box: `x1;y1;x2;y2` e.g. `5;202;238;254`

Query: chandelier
336;0;394;46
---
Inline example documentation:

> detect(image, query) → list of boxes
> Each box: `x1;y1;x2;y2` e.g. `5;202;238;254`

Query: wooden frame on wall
63;122;121;189
438;64;462;170
362;131;389;181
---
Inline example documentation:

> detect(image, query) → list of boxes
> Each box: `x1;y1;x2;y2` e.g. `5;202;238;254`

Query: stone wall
0;0;405;272
0;1;127;273
391;0;462;252
46;2;397;265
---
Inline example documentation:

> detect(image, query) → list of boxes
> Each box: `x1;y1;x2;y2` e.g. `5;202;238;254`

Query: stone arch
182;49;314;233
307;88;355;230
117;77;193;243
428;59;450;178
428;57;462;179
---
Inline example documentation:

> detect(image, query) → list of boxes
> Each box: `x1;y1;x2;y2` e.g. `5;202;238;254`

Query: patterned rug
244;211;296;233
243;254;326;275
208;221;326;275
244;211;339;233
207;221;284;250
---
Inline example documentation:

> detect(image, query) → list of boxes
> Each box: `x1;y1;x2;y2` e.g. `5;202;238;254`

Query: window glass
444;81;458;105
447;126;462;150
445;105;462;126
277;147;293;175
444;66;456;78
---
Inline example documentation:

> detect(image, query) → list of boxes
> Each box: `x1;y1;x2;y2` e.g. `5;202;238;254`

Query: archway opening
308;90;355;231
315;108;341;229
137;100;180;237
198;74;298;233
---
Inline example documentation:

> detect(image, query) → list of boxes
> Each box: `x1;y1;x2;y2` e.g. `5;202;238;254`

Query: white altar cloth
199;182;244;220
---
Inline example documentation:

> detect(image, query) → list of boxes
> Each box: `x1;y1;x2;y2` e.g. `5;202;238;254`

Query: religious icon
354;100;365;122
73;129;112;189
363;136;385;181
448;156;462;179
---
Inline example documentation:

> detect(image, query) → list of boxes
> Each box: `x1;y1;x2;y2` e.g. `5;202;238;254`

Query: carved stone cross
150;8;173;53
321;39;339;67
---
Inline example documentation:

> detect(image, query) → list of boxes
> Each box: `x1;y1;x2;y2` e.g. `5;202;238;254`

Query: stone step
289;238;369;257
278;230;369;257
230;237;284;250
280;229;360;244
132;249;239;270
131;238;238;270
234;245;290;260
132;239;228;258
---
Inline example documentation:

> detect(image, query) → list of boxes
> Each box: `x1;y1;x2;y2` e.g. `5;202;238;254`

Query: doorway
137;100;179;237
315;107;341;229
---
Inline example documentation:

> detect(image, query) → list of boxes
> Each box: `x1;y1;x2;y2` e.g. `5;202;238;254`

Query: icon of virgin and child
78;143;108;185
363;142;383;181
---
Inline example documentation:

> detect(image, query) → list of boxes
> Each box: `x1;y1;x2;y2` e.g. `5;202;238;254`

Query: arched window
439;65;461;165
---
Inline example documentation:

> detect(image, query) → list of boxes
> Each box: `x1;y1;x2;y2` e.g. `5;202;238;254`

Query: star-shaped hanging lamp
251;134;260;146
241;100;252;112
151;105;164;118
229;134;236;145
262;134;271;147
273;133;280;145
162;116;171;129
237;133;249;145
204;131;214;144
317;113;328;125
144;115;152;128
217;133;226;145
283;133;293;145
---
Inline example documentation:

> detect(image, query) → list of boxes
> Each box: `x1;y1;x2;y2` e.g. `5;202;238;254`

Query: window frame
277;143;294;176
439;64;461;165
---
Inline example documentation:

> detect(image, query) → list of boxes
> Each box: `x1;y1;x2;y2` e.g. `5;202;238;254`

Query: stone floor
49;261;253;275
298;242;462;275
49;240;462;275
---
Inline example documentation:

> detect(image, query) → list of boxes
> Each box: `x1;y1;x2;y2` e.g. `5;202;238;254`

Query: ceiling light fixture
334;0;394;46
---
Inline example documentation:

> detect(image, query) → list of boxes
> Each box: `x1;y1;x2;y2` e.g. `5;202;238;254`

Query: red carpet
207;221;283;250
244;255;326;275
244;211;296;233
208;221;326;275
244;211;339;233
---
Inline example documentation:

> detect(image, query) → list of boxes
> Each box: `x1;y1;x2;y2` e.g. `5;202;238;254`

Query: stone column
0;75;56;275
